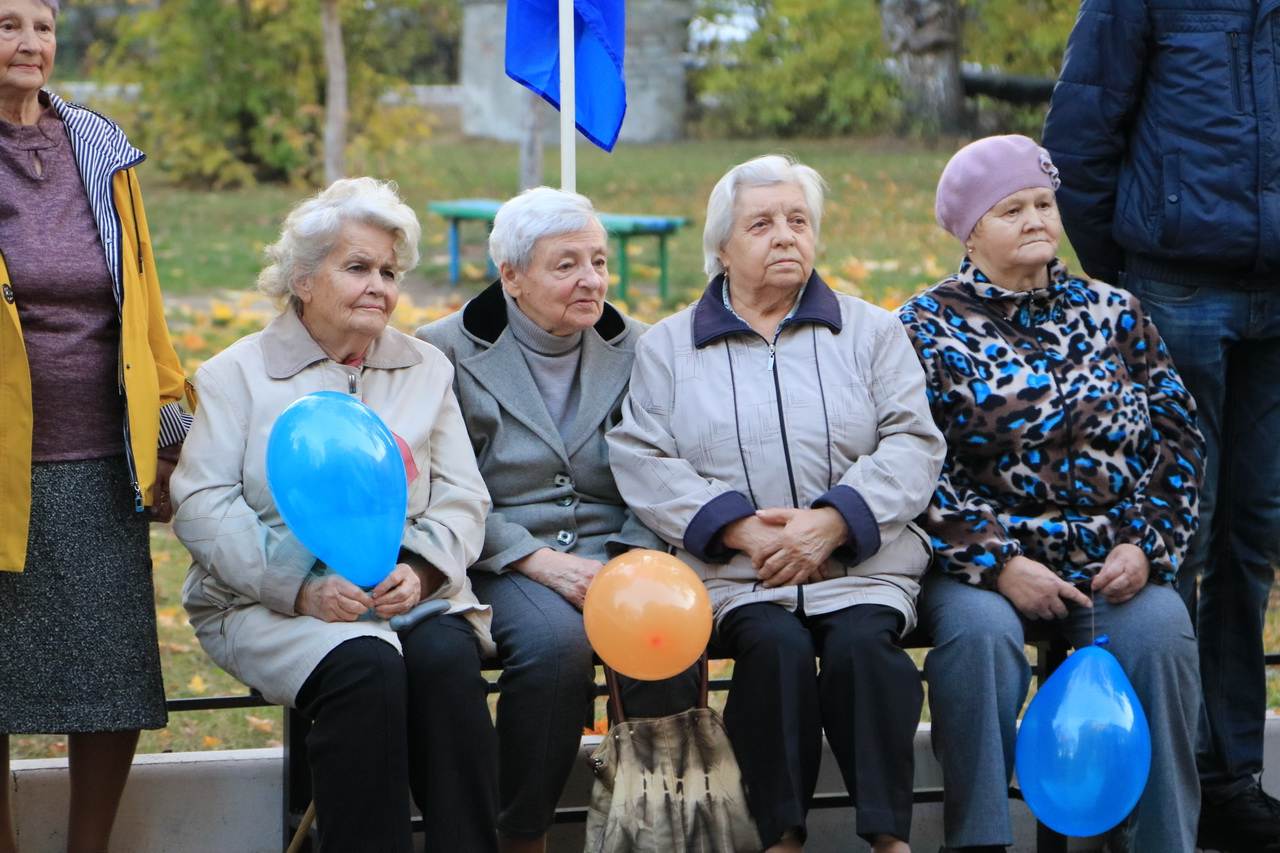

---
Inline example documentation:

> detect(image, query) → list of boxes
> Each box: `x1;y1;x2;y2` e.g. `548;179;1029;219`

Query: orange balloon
583;549;712;681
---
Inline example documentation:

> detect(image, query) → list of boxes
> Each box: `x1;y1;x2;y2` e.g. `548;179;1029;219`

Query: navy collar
692;269;842;348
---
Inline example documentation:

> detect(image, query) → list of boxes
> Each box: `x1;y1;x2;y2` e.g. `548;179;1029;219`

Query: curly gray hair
257;177;421;310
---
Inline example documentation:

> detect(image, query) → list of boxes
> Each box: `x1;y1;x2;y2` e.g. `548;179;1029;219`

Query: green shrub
106;0;437;187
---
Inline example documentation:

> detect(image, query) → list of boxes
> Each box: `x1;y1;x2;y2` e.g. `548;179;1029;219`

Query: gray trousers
473;570;598;839
473;569;697;839
920;573;1201;851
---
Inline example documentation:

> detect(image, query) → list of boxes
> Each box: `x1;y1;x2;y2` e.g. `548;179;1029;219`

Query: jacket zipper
348;371;360;396
1229;32;1243;112
764;324;801;509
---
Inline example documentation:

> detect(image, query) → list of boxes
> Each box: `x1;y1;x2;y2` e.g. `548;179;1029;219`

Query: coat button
555;529;575;546
557;496;575;507
1167;193;1179;203
1;284;13;304
553;473;572;487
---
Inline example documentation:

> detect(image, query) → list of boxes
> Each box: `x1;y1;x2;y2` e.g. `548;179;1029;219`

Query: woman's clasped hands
723;506;848;588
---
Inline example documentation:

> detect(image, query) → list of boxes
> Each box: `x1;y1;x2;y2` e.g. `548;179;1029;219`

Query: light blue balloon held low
266;391;407;589
1015;635;1152;838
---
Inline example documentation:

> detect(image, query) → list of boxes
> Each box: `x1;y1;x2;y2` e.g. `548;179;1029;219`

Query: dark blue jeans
1125;273;1280;797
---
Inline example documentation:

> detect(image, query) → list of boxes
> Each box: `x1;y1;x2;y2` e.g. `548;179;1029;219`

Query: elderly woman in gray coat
417;187;685;853
173;179;498;853
608;155;947;853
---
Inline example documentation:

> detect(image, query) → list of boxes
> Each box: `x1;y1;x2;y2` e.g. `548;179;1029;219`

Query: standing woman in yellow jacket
0;1;189;850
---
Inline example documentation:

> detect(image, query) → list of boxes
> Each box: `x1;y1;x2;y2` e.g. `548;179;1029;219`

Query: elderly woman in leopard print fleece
896;135;1205;853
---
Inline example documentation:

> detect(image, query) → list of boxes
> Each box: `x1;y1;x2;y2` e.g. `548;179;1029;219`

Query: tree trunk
321;0;348;184
879;0;965;134
518;89;545;191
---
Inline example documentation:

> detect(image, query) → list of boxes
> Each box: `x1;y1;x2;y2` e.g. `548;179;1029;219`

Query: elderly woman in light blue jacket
418;187;691;853
608;155;946;853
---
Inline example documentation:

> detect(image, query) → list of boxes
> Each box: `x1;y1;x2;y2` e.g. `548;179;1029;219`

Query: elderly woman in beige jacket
172;179;498;853
608;155;946;853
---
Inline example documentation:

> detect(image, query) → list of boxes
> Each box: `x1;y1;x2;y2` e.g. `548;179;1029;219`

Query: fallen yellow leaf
202;735;223;748
179;331;208;352
877;290;905;311
210;301;234;324
841;257;870;285
246;714;275;734
188;675;207;695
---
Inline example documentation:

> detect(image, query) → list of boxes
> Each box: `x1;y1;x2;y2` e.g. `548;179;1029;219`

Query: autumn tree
692;0;1076;137
322;0;348;183
105;0;455;187
879;0;963;133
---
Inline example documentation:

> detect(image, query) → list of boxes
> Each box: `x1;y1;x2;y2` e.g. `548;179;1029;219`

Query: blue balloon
1015;638;1152;837
266;391;407;589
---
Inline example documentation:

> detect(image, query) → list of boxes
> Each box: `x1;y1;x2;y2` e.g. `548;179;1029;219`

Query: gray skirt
0;456;167;733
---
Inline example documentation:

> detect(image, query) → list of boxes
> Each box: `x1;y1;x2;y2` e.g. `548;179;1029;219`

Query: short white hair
488;187;604;273
702;154;827;279
257;177;421;309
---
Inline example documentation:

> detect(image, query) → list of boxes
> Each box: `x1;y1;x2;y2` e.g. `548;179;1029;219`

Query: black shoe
938;847;1007;853
1198;780;1280;852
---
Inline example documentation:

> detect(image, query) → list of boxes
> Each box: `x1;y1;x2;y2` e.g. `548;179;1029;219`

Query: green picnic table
427;198;689;302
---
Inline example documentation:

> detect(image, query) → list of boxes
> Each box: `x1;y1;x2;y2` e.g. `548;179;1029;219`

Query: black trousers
295;615;499;853
717;602;923;846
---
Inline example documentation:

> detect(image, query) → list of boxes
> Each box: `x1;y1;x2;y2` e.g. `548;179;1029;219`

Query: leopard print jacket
896;258;1205;588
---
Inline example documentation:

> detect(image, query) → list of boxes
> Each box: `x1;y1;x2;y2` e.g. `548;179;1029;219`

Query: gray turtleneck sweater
503;290;584;438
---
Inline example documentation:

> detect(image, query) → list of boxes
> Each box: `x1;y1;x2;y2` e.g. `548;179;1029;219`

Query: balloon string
1090;588;1096;644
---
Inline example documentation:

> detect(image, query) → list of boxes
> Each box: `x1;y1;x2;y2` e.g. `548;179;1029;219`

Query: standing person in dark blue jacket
1044;3;1280;850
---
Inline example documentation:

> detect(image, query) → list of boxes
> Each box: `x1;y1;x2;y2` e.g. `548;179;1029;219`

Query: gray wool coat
416;282;665;573
607;273;947;632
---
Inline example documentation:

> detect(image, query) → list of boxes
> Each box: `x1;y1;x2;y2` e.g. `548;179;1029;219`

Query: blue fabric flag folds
505;0;627;152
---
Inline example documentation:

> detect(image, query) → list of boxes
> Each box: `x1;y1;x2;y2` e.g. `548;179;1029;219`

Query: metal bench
275;629;1071;853
426;198;689;302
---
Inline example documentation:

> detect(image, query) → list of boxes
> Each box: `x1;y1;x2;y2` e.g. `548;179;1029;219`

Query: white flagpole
558;0;576;192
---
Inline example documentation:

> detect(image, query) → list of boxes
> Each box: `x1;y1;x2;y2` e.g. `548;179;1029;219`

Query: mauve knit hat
935;134;1061;243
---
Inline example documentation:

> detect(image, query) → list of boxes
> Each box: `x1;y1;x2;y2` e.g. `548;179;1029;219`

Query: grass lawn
141;136;1076;305
9;136;1277;759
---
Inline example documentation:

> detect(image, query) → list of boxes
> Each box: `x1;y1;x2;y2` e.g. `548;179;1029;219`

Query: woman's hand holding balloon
997;555;1092;619
296;574;376;622
512;548;603;609
371;563;422;619
1091;544;1149;604
751;507;846;588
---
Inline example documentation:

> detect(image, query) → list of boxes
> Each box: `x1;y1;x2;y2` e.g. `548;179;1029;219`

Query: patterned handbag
584;656;762;853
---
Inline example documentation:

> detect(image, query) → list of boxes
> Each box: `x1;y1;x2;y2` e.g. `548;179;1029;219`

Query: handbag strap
604;654;710;725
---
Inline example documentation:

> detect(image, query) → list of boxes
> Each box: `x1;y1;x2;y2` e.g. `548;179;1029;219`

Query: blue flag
505;0;627;152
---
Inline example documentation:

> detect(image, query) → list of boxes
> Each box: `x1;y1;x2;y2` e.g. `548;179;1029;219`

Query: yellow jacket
1;93;188;572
